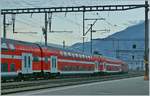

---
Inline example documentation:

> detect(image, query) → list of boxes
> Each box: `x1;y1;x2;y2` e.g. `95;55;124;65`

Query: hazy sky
0;0;149;46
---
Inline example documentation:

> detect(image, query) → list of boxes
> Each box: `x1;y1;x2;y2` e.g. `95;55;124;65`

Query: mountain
70;21;145;58
37;21;146;71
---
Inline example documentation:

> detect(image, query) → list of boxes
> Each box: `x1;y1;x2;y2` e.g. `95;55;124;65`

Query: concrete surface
8;76;149;95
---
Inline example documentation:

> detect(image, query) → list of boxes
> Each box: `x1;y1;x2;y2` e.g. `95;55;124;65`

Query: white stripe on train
58;59;95;64
1;54;96;65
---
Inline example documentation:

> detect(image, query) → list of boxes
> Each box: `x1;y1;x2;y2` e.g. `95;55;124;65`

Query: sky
0;0;149;46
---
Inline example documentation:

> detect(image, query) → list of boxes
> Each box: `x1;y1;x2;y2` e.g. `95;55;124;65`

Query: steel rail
1;71;144;95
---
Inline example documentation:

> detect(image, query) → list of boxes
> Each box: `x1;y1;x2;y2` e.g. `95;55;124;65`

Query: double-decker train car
1;38;128;81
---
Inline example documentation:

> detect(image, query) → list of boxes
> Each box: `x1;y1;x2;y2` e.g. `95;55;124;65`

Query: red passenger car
1;38;128;81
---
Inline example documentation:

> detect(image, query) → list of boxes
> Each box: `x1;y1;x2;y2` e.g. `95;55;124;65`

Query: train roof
1;38;92;56
1;38;125;63
39;43;92;56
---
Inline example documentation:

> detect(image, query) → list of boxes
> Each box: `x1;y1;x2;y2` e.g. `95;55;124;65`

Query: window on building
132;55;134;60
132;44;136;49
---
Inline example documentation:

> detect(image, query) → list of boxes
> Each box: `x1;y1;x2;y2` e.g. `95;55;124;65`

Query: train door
50;56;57;73
22;53;33;74
95;61;99;72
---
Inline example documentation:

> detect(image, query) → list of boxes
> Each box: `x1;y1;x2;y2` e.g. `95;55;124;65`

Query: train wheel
17;73;23;81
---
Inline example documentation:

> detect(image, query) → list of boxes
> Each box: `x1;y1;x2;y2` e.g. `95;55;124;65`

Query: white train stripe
105;63;121;67
58;59;95;65
2;54;121;66
1;54;12;59
33;70;42;72
14;55;22;59
1;54;22;59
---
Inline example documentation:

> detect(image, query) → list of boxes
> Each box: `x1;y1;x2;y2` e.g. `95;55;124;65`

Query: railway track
1;72;144;95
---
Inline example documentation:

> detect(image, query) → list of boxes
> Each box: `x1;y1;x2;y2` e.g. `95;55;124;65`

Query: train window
89;56;91;59
10;64;15;72
78;54;80;58
60;51;63;56
9;44;15;50
71;53;73;58
80;54;82;58
2;43;8;49
71;53;74;58
45;57;49;63
66;52;68;56
83;55;85;58
33;56;39;62
1;63;8;72
75;54;78;58
24;56;27;67
86;56;88;59
66;52;69;57
2;43;8;51
63;52;67;57
28;56;30;67
75;54;77;58
68;52;71;57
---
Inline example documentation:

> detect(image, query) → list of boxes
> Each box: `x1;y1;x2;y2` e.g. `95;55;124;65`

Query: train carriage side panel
55;50;96;74
1;38;42;79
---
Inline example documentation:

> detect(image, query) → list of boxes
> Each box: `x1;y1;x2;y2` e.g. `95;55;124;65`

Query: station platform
9;76;149;95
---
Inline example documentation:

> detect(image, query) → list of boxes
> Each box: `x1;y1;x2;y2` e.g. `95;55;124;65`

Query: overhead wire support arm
84;19;99;36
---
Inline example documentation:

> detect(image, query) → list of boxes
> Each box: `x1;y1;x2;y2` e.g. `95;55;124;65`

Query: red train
1;38;128;81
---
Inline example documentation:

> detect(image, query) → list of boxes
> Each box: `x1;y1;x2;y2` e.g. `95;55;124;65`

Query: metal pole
3;14;6;38
12;14;15;33
83;9;85;53
90;24;93;54
45;13;48;46
144;0;149;80
63;40;65;48
48;12;52;32
118;39;119;58
116;39;119;58
112;39;115;56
